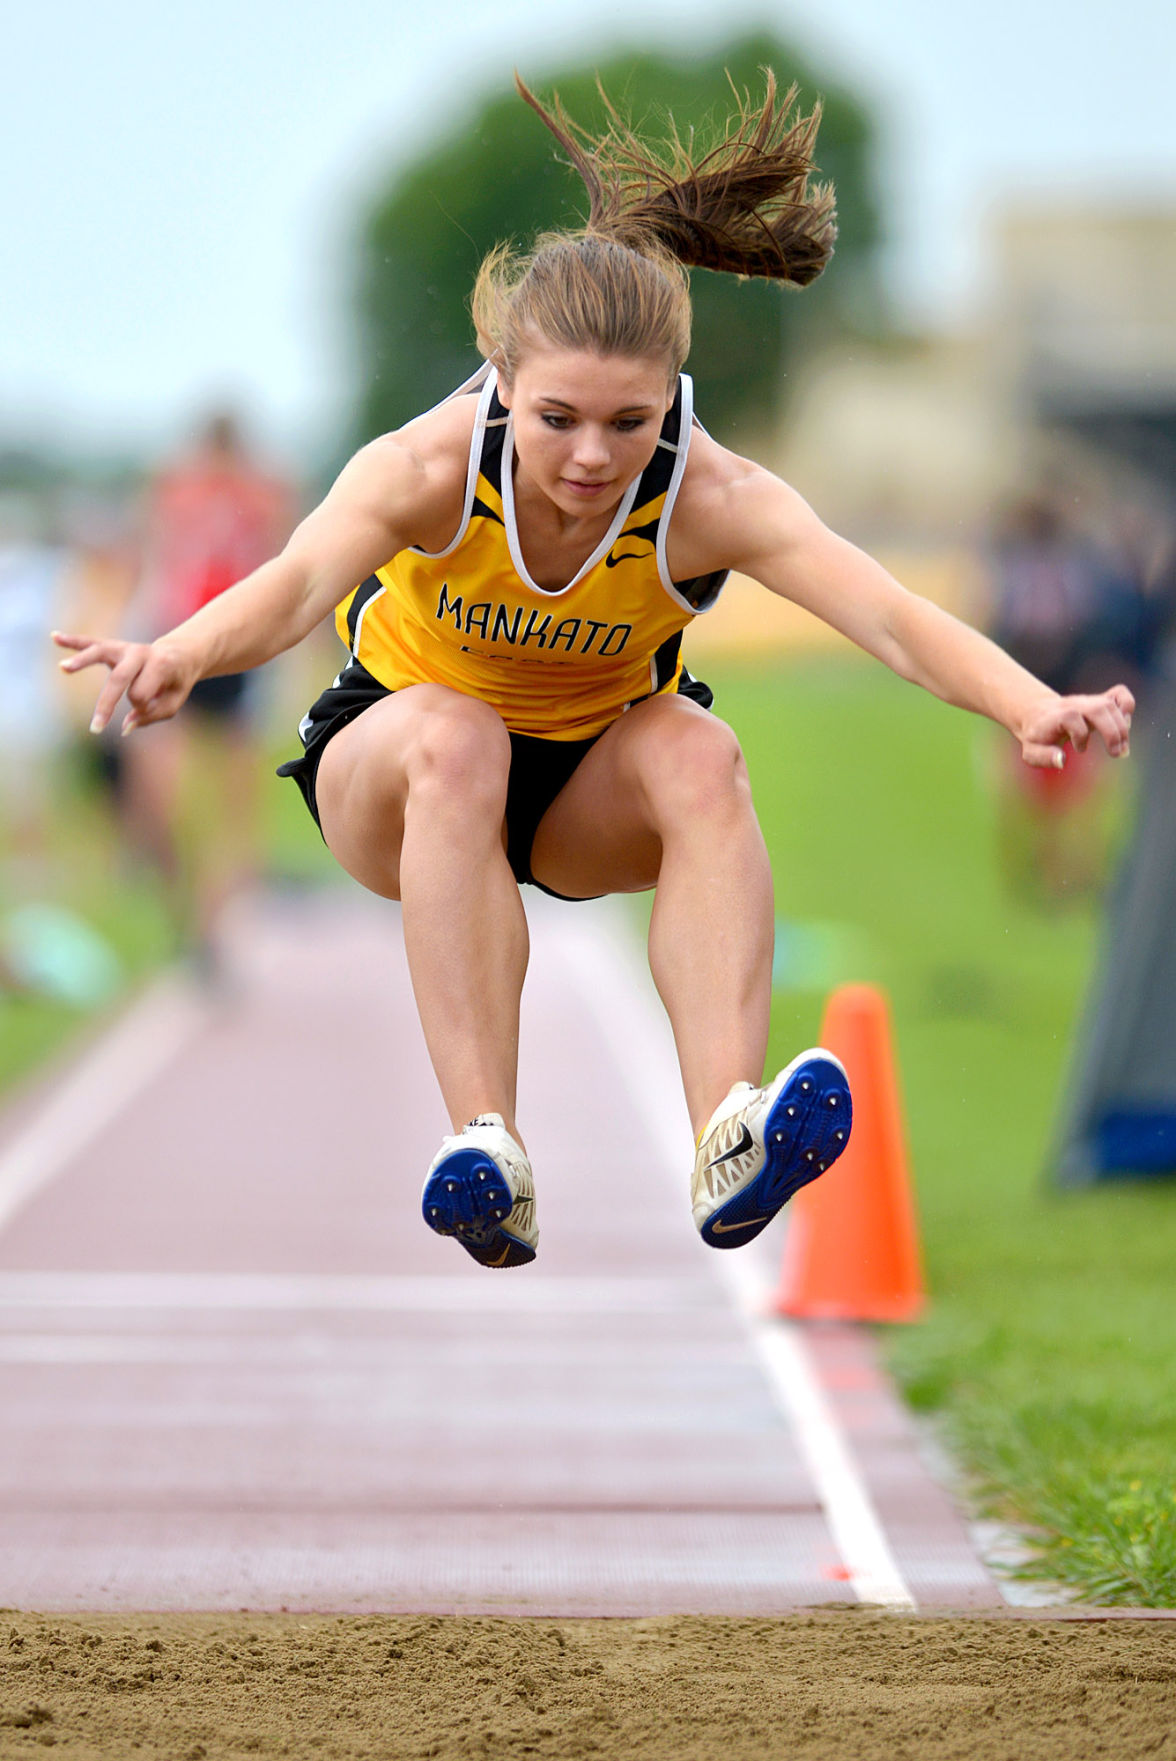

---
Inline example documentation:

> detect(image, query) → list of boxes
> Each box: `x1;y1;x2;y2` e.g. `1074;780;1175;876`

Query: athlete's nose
571;425;611;473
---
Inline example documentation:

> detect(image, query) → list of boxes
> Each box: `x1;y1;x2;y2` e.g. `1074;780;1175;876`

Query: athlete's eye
614;417;647;433
540;412;572;429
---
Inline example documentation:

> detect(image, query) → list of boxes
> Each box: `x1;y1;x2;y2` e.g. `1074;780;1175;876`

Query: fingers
120;677;173;736
53;632;124;674
1020;684;1135;769
90;653;144;733
52;631;134;732
52;634;166;734
1022;741;1068;770
1081;686;1132;758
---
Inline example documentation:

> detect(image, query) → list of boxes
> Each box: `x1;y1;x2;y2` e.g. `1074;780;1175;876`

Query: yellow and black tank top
334;364;727;740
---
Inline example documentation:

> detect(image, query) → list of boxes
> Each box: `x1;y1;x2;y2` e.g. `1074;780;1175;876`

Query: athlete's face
501;342;675;520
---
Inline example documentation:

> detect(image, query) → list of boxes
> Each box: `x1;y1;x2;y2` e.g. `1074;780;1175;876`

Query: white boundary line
0;976;208;1239
549;900;916;1610
717;1248;917;1609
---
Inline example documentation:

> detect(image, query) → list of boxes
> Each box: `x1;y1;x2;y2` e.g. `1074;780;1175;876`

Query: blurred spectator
1052;515;1176;1183
989;493;1101;693
123;411;296;967
0;491;70;887
56;494;140;812
983;487;1157;901
0;490;126;1007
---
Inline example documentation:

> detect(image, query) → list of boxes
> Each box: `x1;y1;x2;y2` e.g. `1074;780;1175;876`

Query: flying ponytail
472;70;837;383
515;69;836;286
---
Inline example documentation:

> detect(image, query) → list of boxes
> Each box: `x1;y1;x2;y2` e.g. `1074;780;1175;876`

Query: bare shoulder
667;426;815;578
329;394;478;551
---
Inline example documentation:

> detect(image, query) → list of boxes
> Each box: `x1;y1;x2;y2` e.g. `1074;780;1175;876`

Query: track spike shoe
692;1049;852;1249
421;1114;537;1269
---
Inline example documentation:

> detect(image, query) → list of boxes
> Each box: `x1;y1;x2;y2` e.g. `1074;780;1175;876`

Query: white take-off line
547;898;916;1611
0;975;209;1239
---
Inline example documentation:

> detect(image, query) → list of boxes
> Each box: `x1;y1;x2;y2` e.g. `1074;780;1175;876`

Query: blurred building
773;198;1176;545
773;332;1011;541
994;205;1176;493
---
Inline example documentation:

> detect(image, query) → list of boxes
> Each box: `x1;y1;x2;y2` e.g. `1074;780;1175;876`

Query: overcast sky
4;0;1173;463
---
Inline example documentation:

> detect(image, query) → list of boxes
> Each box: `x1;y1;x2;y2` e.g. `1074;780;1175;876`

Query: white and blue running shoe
421;1114;537;1269
692;1050;852;1249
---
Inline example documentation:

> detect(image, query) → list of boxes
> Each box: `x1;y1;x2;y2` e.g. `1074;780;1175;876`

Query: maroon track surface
0;888;1002;1614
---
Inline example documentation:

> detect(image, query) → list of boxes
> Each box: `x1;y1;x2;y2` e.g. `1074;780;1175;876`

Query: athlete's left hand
1018;683;1135;769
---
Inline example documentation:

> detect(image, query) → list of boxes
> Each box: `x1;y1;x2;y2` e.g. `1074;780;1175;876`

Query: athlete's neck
512;460;621;542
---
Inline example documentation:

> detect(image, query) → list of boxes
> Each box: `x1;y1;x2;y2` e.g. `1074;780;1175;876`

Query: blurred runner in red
127;413;295;967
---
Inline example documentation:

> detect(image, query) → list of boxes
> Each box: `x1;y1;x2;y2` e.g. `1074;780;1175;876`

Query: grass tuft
1020;1476;1176;1606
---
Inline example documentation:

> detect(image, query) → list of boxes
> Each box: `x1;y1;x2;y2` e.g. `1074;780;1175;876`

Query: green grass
713;653;1176;1606
0;753;175;1097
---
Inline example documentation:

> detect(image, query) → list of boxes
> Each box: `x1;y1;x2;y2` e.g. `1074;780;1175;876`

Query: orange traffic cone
773;983;925;1322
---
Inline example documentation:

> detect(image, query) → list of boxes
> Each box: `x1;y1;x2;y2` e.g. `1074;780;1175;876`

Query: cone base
773;1291;925;1324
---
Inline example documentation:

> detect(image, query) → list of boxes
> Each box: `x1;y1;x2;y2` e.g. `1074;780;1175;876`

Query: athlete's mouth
562;478;610;496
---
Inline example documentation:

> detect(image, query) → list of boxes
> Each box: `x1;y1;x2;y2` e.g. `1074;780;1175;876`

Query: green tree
353;35;881;445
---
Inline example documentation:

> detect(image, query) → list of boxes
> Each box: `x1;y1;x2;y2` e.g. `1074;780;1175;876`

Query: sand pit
1;1609;1174;1760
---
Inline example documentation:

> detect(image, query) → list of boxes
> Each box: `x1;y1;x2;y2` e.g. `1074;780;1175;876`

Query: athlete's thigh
528;693;723;898
314;684;508;899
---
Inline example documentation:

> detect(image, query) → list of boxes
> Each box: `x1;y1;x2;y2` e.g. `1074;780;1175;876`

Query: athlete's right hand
52;631;200;735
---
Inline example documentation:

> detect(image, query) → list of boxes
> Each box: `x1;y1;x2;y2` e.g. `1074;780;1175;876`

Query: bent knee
633;706;750;824
403;690;511;809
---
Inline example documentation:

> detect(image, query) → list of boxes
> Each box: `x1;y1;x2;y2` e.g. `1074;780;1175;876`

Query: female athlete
54;75;1134;1270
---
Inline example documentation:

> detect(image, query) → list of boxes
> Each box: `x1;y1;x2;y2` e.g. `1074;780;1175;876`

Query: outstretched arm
696;459;1134;767
53;432;445;736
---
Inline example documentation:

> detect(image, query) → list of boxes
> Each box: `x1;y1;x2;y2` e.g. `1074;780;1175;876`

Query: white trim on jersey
499;410;642;598
654;372;703;615
410;368;500;562
350;580;387;658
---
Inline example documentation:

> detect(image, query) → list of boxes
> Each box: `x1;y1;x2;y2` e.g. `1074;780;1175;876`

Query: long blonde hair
471;70;837;383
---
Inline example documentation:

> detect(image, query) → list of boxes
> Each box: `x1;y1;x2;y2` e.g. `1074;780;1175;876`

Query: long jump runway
0;888;1002;1616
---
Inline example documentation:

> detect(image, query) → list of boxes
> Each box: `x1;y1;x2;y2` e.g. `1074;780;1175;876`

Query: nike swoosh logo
706;1124;754;1170
711;1214;769;1235
604;550;646;568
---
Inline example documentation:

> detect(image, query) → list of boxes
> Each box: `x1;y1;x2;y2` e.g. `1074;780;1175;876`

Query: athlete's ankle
454;1109;525;1154
692;1078;757;1145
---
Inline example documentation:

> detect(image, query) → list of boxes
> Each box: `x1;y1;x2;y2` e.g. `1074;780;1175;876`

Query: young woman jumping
54;74;1134;1270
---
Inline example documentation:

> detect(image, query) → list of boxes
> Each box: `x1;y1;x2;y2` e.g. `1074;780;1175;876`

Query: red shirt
146;456;292;630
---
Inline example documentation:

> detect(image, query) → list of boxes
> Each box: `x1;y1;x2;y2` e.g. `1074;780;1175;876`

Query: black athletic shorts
186;671;254;722
276;657;713;894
